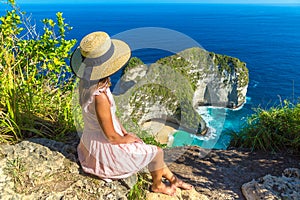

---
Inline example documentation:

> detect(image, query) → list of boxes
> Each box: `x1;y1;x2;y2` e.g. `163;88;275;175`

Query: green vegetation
229;100;300;154
4;157;27;192
127;173;152;200
0;1;77;143
157;54;195;89
122;57;145;75
128;83;179;122
2;1;299;199
209;52;249;88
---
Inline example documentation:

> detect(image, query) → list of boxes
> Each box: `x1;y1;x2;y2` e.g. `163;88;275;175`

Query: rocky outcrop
242;168;300;200
114;47;248;134
0;138;208;200
163;146;300;200
0;138;128;200
0;138;299;200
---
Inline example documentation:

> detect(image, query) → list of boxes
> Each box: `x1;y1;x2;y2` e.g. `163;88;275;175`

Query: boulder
242;168;300;200
0;138;128;200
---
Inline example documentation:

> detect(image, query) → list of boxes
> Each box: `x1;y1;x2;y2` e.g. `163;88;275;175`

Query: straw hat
70;31;131;81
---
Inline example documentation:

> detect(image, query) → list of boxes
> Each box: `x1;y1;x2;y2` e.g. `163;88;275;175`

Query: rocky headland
115;47;248;141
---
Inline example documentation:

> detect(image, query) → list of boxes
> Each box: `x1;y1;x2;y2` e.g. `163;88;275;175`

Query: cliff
114;47;249;134
157;47;249;108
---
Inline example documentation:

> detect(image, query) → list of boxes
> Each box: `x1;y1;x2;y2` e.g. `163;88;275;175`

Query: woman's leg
162;167;194;190
148;147;193;195
148;147;176;195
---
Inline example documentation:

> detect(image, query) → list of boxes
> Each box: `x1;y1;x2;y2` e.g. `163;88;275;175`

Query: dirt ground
163;146;300;200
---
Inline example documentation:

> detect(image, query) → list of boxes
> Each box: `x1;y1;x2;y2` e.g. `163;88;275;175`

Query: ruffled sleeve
82;85;113;113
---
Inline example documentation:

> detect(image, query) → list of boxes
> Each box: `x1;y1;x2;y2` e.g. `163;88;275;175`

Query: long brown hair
79;77;110;106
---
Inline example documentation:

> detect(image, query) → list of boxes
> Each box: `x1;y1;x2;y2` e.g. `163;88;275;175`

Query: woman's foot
151;182;176;196
172;177;193;190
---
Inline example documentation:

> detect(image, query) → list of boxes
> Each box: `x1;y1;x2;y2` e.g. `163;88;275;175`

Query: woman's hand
123;133;143;144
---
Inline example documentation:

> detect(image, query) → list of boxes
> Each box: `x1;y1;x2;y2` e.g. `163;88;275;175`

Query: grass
0;1;77;144
228;99;300;154
127;173;152;200
4;157;27;192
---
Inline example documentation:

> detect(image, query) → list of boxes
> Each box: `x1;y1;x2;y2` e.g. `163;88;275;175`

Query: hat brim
70;39;131;81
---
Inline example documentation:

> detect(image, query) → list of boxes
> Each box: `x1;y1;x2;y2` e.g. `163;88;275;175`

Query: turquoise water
172;100;252;149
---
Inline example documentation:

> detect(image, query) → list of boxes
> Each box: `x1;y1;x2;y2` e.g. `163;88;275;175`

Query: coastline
141;101;248;148
141;116;210;147
142;119;179;146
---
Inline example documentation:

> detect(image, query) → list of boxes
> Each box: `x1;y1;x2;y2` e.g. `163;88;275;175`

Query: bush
229;100;300;154
0;1;77;143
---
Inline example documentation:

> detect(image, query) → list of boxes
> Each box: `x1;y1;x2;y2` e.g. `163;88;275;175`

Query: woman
70;31;193;196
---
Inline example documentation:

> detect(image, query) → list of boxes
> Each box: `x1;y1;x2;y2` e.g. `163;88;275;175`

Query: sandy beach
141;119;180;145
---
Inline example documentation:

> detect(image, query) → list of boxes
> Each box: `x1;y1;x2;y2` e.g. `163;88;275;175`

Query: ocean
2;3;300;149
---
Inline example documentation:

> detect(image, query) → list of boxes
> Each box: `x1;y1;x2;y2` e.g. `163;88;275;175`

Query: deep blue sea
2;3;300;149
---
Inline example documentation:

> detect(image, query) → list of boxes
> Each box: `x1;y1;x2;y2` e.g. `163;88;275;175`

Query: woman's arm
94;93;141;144
115;116;128;135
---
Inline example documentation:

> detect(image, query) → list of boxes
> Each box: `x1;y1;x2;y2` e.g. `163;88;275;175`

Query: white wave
191;126;217;141
197;106;214;123
167;133;175;147
232;104;244;111
230;96;252;111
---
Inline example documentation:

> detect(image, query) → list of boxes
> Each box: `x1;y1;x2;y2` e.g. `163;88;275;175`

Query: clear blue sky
16;0;300;4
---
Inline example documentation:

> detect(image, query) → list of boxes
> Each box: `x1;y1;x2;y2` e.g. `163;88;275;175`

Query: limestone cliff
157;47;249;108
114;47;249;134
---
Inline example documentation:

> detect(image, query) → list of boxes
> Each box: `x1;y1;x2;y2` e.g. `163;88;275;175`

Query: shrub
0;1;77;143
229;100;300;154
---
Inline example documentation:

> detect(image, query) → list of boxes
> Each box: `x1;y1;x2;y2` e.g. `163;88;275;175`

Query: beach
142;119;179;145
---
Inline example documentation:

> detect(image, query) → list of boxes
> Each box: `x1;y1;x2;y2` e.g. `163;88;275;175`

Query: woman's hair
79;77;110;106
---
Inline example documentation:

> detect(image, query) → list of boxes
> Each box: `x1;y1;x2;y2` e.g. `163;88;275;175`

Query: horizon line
17;2;300;5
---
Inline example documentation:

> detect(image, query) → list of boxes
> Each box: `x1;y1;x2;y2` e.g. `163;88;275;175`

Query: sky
15;0;300;4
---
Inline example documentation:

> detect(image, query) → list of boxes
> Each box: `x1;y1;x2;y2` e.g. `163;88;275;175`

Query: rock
146;188;209;200
115;64;148;94
119;173;138;189
0;138;299;200
242;168;300;200
0;138;208;200
0;138;128;200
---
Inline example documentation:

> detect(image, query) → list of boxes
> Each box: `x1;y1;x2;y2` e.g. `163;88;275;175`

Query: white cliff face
176;47;249;108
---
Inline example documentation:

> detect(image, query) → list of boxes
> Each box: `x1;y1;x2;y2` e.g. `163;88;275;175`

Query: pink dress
77;86;158;181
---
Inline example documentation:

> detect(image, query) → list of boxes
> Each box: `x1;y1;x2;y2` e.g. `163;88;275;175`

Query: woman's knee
156;147;164;158
151;147;164;163
149;147;166;171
